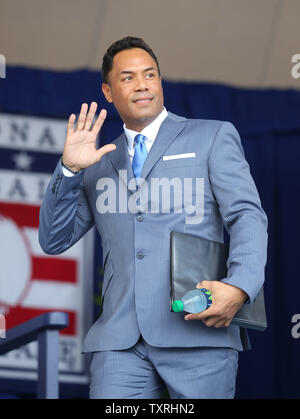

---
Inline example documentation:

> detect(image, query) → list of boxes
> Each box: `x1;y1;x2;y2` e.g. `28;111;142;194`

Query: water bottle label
201;288;213;308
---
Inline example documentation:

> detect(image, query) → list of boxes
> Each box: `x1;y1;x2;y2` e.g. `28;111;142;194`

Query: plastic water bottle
172;288;212;313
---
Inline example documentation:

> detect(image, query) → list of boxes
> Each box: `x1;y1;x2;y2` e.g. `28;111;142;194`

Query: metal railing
0;312;69;398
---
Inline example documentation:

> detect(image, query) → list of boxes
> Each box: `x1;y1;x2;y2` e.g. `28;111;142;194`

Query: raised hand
62;102;116;172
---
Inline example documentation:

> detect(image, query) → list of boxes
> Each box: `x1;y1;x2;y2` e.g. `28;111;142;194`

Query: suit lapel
107;112;187;193
139;113;187;187
107;132;136;191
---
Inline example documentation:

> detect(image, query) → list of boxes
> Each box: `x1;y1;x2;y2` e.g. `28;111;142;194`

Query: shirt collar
124;107;168;150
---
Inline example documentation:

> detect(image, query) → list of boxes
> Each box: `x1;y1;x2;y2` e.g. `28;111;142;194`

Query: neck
125;119;155;132
123;108;164;132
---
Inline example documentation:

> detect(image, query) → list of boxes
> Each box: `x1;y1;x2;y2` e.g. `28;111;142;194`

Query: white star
12;151;34;171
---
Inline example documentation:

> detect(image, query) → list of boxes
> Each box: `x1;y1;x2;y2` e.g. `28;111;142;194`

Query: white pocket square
163;153;196;161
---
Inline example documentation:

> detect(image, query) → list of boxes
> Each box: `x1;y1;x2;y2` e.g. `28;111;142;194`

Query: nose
134;75;148;91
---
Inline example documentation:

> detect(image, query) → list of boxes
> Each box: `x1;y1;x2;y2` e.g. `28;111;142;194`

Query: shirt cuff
61;165;76;177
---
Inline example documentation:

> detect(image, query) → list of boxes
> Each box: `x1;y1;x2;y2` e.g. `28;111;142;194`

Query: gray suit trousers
89;335;239;399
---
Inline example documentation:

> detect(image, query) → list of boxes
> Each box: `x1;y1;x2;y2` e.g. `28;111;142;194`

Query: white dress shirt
62;107;168;177
123;106;168;162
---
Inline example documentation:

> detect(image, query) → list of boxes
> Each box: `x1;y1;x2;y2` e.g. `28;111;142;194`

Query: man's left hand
184;281;248;328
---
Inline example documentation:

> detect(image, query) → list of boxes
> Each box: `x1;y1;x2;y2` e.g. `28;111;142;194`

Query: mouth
133;97;153;105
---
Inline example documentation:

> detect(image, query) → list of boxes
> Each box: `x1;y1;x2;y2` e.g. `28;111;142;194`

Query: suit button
136;214;144;222
136;251;144;259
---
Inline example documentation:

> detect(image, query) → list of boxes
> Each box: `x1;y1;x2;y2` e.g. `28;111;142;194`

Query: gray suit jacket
39;112;268;352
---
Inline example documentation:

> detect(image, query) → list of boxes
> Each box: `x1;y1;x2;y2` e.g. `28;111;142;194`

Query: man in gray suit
39;36;268;399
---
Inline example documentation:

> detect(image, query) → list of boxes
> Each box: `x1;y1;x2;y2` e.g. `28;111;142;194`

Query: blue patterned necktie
132;134;148;184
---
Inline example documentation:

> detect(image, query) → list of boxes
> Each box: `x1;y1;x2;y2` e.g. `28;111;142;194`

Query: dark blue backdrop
1;66;300;398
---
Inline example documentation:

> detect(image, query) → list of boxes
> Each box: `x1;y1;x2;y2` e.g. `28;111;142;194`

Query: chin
134;107;160;120
123;105;162;128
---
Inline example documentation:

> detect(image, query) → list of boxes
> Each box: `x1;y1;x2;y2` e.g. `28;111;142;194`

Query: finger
184;308;214;321
84;102;98;131
202;316;220;327
67;113;76;136
202;313;229;327
184;305;220;320
94;143;116;162
76;103;88;131
212;319;227;328
91;108;107;136
214;315;232;328
196;281;212;290
211;320;230;328
185;311;221;327
204;314;232;328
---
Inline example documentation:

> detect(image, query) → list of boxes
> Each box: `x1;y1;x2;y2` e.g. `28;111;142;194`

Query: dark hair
101;36;160;84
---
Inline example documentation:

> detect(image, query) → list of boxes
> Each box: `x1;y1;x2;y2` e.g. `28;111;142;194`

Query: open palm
62;102;116;172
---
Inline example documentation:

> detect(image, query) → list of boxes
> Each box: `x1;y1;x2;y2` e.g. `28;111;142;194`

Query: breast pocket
160;156;201;170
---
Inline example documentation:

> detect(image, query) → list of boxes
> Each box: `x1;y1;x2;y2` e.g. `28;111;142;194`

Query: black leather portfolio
170;231;267;331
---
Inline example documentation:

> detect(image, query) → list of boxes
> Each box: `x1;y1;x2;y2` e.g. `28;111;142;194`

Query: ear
102;83;113;103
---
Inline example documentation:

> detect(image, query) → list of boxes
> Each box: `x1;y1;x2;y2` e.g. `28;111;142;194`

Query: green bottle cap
172;300;184;312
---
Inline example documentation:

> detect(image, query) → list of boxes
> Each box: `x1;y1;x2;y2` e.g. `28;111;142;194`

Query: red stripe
0;202;40;228
31;257;77;283
5;307;76;336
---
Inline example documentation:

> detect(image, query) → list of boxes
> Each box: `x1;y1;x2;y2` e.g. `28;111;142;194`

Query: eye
146;73;155;78
122;76;132;81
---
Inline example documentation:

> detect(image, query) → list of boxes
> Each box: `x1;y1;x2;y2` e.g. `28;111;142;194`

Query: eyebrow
120;67;156;75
